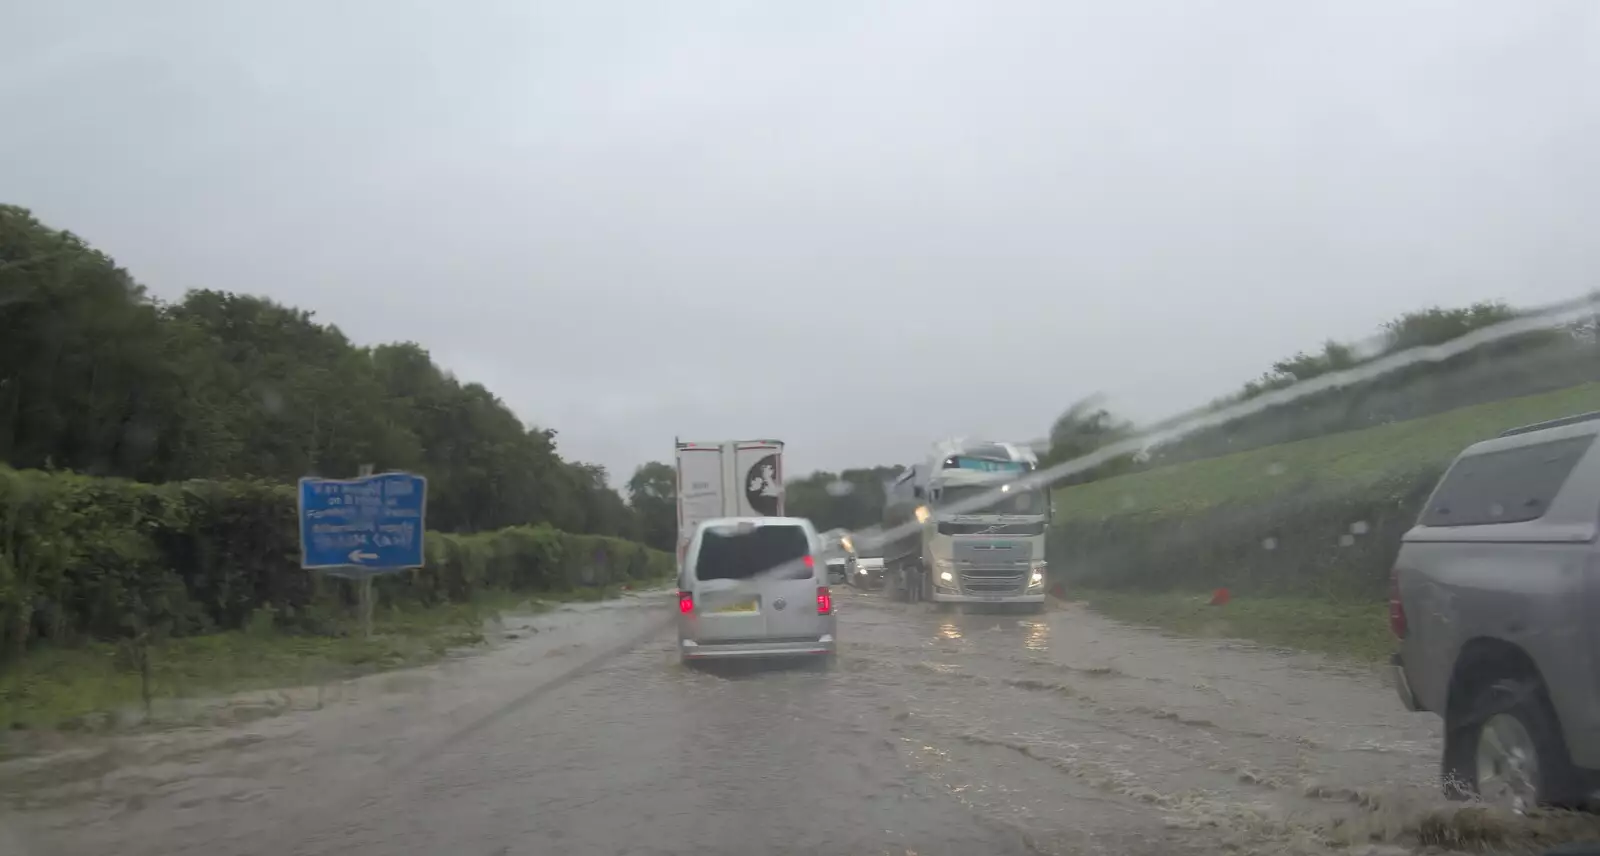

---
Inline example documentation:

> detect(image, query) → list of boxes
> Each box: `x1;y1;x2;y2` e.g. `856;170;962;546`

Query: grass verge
0;583;661;734
1072;589;1393;663
1054;382;1600;519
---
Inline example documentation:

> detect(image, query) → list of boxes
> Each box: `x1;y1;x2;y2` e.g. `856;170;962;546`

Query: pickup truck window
1421;435;1594;527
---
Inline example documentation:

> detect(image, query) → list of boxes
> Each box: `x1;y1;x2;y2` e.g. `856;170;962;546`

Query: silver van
677;516;838;664
1393;410;1600;810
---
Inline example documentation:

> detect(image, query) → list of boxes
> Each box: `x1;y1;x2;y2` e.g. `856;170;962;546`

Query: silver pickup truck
1393;410;1600;811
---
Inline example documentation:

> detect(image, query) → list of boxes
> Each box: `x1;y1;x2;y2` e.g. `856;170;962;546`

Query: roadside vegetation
0;453;675;734
1050;381;1600;608
1047;304;1599;658
0;206;677;737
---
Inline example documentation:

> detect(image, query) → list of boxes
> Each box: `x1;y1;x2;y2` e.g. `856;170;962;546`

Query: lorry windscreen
695;524;813;581
936;484;1047;515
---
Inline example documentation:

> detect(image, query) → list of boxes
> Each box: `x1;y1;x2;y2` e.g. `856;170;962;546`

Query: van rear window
1420;435;1594;527
695;525;811;581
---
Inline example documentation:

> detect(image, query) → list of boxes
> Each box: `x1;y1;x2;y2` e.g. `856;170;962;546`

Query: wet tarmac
2;588;1590;856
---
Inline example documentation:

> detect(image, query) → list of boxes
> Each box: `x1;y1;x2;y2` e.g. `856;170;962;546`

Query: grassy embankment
1053;382;1600;662
0;585;654;734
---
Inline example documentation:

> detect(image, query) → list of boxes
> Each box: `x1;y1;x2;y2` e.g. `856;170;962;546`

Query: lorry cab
880;440;1050;610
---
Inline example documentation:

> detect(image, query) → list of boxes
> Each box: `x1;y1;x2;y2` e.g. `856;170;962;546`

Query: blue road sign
298;472;428;575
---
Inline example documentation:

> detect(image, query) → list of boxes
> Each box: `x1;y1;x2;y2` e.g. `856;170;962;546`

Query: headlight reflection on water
1022;620;1049;652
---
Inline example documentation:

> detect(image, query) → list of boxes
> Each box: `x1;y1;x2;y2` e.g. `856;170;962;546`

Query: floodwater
3;588;1595;856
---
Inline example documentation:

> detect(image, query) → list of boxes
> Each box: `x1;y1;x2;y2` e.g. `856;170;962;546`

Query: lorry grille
937;521;1046;536
960;567;1028;596
950;540;1033;597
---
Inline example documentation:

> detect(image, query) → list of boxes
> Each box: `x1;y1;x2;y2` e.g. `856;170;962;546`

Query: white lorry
879;439;1050;611
673;439;787;567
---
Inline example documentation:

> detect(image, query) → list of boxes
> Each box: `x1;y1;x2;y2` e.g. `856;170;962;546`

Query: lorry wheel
1442;675;1588;810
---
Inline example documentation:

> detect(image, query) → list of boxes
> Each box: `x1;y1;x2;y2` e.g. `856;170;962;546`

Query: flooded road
3;588;1585;856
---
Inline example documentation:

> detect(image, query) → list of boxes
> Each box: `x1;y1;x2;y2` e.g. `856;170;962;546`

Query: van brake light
678;591;694;614
816;586;832;614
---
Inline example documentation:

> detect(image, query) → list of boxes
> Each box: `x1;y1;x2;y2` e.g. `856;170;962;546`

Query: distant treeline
0;205;673;546
786;465;905;543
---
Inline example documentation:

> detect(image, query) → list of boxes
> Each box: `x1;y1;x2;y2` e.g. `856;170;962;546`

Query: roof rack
1497;410;1600;438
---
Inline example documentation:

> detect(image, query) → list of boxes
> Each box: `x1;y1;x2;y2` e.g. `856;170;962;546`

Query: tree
1041;396;1134;484
625;461;677;551
785;465;904;533
0;205;647;542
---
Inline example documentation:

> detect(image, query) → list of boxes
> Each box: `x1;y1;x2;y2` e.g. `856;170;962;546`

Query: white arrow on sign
348;550;380;563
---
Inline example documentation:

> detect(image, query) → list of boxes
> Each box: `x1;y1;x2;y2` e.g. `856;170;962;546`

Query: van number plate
714;600;759;614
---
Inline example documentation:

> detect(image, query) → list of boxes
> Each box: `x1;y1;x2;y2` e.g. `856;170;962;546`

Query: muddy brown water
2;588;1596;856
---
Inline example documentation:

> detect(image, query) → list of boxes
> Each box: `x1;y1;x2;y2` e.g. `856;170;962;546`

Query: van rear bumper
680;635;835;660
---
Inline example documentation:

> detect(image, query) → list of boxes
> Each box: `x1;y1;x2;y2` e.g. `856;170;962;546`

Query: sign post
298;467;427;640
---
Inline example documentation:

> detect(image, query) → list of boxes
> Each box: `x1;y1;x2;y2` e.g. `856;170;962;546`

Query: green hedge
0;466;673;659
1048;468;1441;601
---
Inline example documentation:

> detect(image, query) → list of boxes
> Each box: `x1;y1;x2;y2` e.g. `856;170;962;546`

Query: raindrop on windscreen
261;387;284;415
1266;462;1286;477
1261;537;1278;551
1349;520;1370;536
1338;534;1356;548
1119;495;1135;510
825;480;855;497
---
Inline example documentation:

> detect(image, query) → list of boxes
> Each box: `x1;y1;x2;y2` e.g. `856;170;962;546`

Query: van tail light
802;555;815;569
816;586;832;614
678;591;694;614
1388;568;1407;639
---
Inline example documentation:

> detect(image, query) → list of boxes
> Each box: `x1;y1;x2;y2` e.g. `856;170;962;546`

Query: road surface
4;587;1578;856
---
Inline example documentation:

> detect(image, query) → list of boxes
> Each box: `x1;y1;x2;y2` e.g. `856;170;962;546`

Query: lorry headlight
1029;562;1046;588
939;571;954;583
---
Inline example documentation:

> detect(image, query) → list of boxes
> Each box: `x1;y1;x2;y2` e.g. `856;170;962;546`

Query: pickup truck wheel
1443;676;1588;811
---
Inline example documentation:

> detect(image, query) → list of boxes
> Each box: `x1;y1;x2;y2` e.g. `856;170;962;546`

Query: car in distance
1392;410;1600;811
850;556;885;590
677;516;837;664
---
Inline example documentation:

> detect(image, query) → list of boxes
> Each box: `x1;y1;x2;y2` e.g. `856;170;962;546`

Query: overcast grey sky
3;1;1597;480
